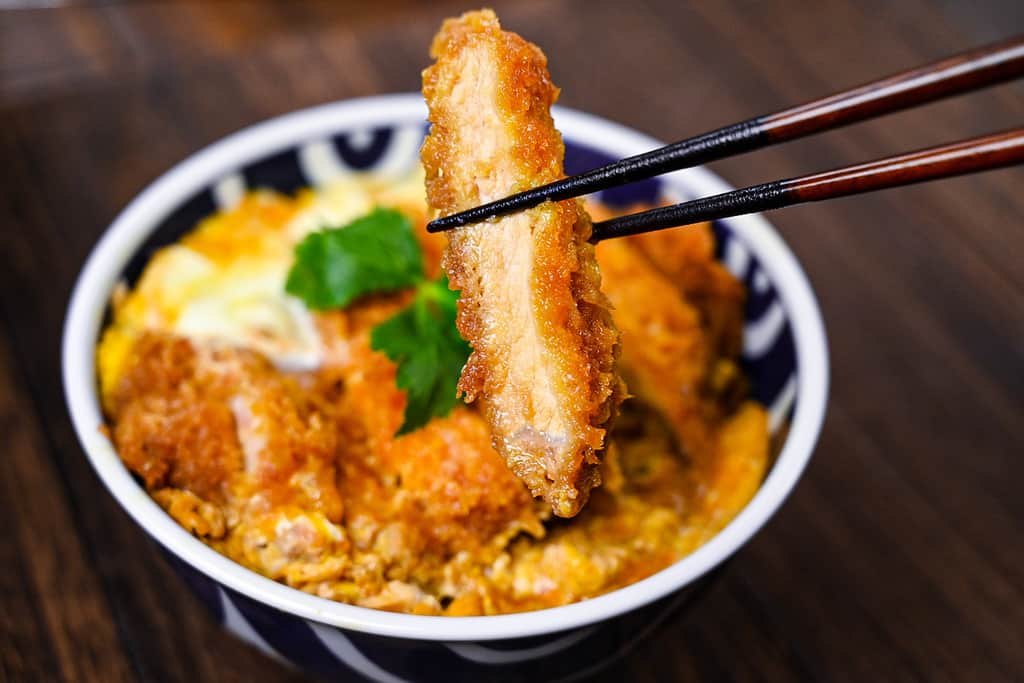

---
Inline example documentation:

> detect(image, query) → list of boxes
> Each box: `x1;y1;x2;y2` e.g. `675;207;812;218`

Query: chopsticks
590;128;1024;241
426;35;1024;236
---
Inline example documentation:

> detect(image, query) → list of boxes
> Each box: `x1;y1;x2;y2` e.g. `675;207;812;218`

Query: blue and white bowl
63;94;828;682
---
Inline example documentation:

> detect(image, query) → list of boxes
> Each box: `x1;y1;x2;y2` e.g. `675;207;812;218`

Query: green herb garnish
370;276;471;434
285;208;423;310
286;208;470;433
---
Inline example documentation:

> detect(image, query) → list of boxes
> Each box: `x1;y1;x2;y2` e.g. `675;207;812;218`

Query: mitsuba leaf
285;208;423;310
370;277;471;434
286;206;470;434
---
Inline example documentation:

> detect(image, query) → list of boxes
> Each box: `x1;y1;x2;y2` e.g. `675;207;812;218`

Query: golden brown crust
584;203;746;362
107;334;244;502
628;224;745;359
422;9;624;517
100;183;771;615
596;239;716;463
108;324;545;588
315;306;546;556
107;333;341;513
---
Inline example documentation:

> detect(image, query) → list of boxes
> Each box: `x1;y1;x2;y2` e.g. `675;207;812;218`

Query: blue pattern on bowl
125;121;798;681
165;550;717;682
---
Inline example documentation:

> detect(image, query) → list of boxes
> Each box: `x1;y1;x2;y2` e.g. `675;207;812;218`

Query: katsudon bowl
63;94;828;681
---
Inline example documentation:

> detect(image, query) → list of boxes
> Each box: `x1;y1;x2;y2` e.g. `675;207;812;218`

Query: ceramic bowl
63;94;828;682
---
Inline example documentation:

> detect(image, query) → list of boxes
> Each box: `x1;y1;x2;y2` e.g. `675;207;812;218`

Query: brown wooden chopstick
589;128;1024;242
426;35;1024;234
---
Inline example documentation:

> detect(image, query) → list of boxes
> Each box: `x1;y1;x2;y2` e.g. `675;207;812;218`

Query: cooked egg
97;170;425;398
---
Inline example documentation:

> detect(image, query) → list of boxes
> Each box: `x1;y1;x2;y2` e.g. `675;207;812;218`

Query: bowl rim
62;93;828;641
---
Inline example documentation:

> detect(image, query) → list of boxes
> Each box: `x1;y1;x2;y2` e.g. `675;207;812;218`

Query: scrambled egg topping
97;171;769;615
99;171;429;391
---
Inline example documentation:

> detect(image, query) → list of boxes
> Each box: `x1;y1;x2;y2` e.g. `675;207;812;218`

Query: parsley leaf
285;208;423;310
370;276;471;434
286;206;471;434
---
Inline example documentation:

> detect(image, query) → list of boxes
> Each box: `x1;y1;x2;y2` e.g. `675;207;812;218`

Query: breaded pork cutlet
421;10;625;517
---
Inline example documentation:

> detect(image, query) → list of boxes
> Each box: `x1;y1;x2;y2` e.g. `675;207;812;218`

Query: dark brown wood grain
760;33;1024;139
0;1;1021;682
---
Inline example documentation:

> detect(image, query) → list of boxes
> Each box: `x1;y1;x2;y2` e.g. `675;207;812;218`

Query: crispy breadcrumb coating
422;9;625;517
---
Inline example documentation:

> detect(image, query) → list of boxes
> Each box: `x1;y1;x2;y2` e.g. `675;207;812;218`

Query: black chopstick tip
427;208;490;232
425;179;584;232
426;217;451;233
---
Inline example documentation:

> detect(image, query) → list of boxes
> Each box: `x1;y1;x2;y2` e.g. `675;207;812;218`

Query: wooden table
2;1;1022;681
